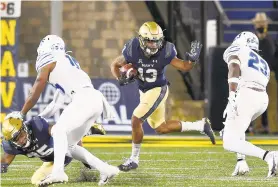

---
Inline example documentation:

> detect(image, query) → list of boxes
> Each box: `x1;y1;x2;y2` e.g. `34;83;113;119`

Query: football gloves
185;40;203;63
1;163;8;173
118;72;136;86
5;111;25;120
223;91;238;119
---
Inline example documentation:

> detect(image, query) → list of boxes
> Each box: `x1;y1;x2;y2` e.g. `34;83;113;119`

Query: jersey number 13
138;68;158;83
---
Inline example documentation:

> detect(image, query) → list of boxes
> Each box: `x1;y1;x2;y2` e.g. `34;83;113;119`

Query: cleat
98;166;120;186
38;172;68;186
265;151;278;177
202;118;216;145
118;158;138;172
86;123;106;136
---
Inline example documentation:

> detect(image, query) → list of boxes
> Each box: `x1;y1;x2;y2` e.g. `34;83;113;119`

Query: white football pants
51;88;106;175
223;87;269;159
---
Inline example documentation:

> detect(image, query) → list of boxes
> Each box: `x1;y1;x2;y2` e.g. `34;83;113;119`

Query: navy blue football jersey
2;116;71;164
122;37;177;92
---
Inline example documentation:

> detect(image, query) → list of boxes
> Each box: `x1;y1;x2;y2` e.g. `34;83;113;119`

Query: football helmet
138;21;164;57
232;31;259;51
2;117;32;148
37;35;65;56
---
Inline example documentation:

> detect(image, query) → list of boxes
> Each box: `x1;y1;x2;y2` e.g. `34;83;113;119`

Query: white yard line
1;177;30;181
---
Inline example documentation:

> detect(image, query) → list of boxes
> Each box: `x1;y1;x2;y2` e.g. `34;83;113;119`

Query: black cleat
118;158;138;172
202;118;216;145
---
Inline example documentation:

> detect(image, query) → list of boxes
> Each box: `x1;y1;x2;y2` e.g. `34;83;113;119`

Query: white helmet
232;31;259;51
37;35;65;56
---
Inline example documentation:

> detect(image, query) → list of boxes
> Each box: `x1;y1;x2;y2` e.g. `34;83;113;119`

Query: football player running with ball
111;21;216;172
222;31;278;177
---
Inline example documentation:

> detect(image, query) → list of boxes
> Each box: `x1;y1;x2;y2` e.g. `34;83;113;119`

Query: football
119;63;138;79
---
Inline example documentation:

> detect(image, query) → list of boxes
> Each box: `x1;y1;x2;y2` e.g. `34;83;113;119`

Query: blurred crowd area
18;1;142;78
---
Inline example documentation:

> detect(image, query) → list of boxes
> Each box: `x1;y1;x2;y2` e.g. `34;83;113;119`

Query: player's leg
40;89;103;185
223;89;267;157
118;86;168;171
68;144;119;186
232;133;249;176
223;89;277;177
31;162;53;185
147;89;215;144
68;117;119;185
150;110;211;136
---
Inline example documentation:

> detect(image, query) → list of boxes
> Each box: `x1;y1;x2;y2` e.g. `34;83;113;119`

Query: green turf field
1;145;278;187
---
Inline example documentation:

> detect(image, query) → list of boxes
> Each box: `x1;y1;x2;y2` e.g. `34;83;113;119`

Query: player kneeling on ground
1;115;106;185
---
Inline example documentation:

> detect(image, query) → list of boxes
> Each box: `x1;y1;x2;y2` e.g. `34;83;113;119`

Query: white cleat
265;151;278;178
98;166;120;186
37;172;68;186
232;160;250;176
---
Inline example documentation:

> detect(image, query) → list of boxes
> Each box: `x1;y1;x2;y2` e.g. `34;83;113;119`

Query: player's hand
219;128;224;139
223;91;238;119
118;73;136;86
4;111;25;120
232;160;249;176
1;163;8;173
185;40;203;63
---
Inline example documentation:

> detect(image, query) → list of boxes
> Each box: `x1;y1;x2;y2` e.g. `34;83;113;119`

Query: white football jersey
223;45;270;89
36;53;93;96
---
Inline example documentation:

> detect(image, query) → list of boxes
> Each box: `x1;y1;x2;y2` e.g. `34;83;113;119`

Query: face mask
256;27;265;34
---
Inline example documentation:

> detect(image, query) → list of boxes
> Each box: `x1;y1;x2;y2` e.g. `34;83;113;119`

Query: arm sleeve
39;90;65;118
223;45;242;65
2;141;21;155
35;53;56;72
164;42;177;65
122;38;135;63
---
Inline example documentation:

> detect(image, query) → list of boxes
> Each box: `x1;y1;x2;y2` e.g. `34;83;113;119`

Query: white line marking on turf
1;177;30;181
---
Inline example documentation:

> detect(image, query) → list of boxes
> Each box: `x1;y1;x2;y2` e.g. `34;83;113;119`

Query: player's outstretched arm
170;40;202;72
111;55;127;79
1;153;16;173
21;63;55;116
170;57;195;71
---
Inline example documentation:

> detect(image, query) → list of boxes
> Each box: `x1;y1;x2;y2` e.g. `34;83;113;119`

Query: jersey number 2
248;51;269;77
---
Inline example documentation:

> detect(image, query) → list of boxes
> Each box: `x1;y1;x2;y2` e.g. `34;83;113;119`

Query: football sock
225;139;265;159
131;143;141;162
236;153;246;161
70;145;110;173
236;133;246;160
52;127;68;174
181;120;204;132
